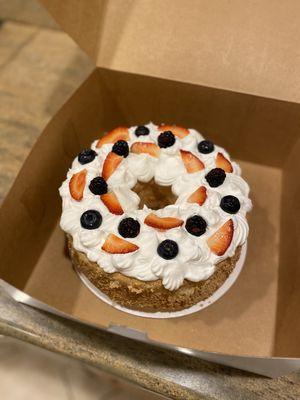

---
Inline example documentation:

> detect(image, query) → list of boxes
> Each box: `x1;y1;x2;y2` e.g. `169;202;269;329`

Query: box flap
40;0;300;103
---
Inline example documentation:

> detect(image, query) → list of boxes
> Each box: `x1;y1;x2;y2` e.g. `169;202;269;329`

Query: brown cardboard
1;68;299;359
41;0;300;103
274;136;300;357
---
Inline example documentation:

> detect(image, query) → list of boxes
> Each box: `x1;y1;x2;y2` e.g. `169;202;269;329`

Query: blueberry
118;218;140;238
198;140;214;154
78;149;97;165
89;177;108;195
205;168;226;187
112;140;129;157
185;215;207;237
80;210;102;229
158;131;176;148
220;195;240;214
157;240;179;260
135;125;150;137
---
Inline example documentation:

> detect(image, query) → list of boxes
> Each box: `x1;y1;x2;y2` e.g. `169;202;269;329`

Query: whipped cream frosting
59;123;252;291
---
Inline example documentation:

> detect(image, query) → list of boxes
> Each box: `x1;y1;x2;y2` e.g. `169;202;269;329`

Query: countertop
0;18;300;400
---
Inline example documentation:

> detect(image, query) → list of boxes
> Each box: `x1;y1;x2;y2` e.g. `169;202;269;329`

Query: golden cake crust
68;235;241;312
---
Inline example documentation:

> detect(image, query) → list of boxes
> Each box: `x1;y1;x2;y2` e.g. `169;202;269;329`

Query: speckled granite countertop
0;19;300;399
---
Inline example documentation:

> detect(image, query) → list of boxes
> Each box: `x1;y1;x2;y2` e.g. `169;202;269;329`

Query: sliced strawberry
158;124;189;139
187;186;207;206
69;169;87;201
144;213;183;230
207;219;234;256
131;142;160;158
96;127;129;148
101;192;124;215
102;233;139;254
216;152;233;173
180;150;205;173
102;152;123;181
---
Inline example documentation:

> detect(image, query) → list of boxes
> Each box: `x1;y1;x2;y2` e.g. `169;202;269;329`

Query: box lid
41;0;300;104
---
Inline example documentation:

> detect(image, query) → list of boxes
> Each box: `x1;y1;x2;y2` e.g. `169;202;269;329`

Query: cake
59;123;252;313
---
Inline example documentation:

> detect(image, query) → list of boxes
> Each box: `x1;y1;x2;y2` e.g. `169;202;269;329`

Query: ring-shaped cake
59;123;252;312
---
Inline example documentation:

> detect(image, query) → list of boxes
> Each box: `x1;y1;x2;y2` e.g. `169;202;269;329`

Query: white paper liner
75;242;247;319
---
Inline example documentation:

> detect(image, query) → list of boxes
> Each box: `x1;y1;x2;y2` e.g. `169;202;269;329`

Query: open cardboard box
1;0;300;377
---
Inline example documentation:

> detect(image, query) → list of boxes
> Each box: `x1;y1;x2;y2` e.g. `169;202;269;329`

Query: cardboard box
1;0;300;377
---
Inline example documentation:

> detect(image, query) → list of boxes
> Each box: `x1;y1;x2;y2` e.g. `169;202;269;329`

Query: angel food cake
59;123;252;312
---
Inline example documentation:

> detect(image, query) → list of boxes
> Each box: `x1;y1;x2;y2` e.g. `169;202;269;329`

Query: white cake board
75;243;247;319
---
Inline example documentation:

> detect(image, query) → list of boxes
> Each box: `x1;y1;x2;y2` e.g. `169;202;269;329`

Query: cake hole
133;179;177;210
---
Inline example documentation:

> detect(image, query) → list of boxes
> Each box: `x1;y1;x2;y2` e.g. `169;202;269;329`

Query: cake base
68;235;243;314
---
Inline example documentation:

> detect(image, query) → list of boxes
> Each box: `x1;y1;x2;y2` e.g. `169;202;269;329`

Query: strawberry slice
101;192;124;215
69;169;87;201
187;186;207;205
102;233;139;254
102;152;123;181
158;124;189;139
144;213;183;230
207;219;234;256
131;142;160;158
96;127;129;148
180;150;205;173
216;152;233;173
